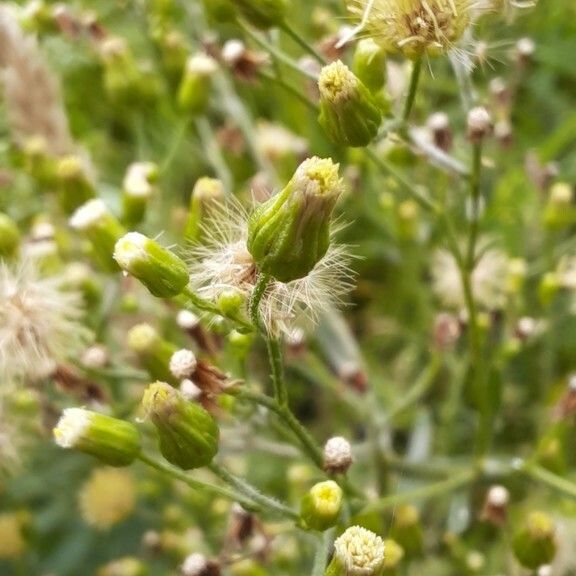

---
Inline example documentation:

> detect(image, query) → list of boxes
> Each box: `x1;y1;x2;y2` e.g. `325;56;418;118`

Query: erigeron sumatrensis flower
0;257;91;381
325;525;385;575
188;157;355;336
343;0;492;58
431;243;509;310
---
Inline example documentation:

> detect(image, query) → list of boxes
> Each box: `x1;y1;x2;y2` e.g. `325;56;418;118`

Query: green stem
402;58;423;123
523;463;576;501
240;389;325;469
239;20;318;80
208;462;299;520
312;528;335;576
159;118;191;175
249;274;272;329
278;21;326;65
179;286;253;332
365;147;439;213
267;337;288;407
194;116;233;192
139;453;259;512
258;70;318;112
360;468;477;515
383;354;443;425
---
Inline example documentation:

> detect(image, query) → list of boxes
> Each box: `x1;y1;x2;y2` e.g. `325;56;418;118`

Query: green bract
318;60;382;148
143;381;219;470
247;157;343;283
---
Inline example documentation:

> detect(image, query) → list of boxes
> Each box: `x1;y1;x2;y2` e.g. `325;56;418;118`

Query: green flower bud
543;182;576;229
353;39;387;93
121;162;159;227
318;61;382;148
97;557;147;576
142;381;219;470
185;177;225;242
56;155;96;214
247;157;344;282
114;232;189;298
203;0;236;21
300;480;343;531
70;199;126;271
0;213;20;258
21;136;57;185
382;539;404;576
100;38;144;106
53;408;140;467
235;0;288;29
127;323;179;385
389;505;423;558
325;526;385;576
513;511;557;569
177;53;218;116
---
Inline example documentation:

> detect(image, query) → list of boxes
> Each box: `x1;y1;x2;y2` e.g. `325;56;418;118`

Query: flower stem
138;453;259;512
402;58;423;123
240;389;325;469
208;462;299;520
522;462;576;501
312;528;335;576
360;467;477;515
278;21;326;65
249;273;272;330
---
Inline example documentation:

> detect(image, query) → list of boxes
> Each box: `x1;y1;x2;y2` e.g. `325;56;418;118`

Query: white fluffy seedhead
487;485;510;507
177;309;201;330
0;257;90;381
187;199;355;337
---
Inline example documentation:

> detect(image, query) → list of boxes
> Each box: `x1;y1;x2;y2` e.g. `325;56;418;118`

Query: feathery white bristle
53;408;91;448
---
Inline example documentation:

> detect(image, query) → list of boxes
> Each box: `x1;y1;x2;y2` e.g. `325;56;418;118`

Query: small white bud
180;379;202;401
467;106;492;142
113;232;148;269
329;526;385;576
123;162;157;198
53;408;90;448
181;553;209;576
487;485;510;507
69;199;109;230
82;345;109;369
517;37;536;59
537;565;552;576
170;349;198;380
177;309;201;330
427;111;450;132
323;436;353;474
222;39;246;65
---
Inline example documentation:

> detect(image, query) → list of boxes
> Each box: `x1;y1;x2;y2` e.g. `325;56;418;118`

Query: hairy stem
278;21;326;65
402;58;423;123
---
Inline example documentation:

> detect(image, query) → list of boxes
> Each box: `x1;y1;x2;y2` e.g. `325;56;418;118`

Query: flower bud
543;182;575;229
114;232;189;298
97;557;147;576
324;526;385;576
467;107;492;143
0;213;20;258
142;381;219;470
513;511;557;569
70;199;126;271
121;161;158;227
56;155;96;214
299;480;343;531
382;539;404;575
177;53;218;116
247;156;343;282
390;505;423;558
318;61;382;147
53;408;141;466
352;39;387;93
481;485;510;526
127;323;179;384
323;436;353;474
185;177;225;242
427;112;453;152
181;553;221;576
235;0;288;29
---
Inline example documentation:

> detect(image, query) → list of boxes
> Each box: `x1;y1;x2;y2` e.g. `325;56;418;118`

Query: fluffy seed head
333;526;386;575
467;106;492;141
0;258;90;381
188;199;354;336
345;0;491;58
487;485;510;507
